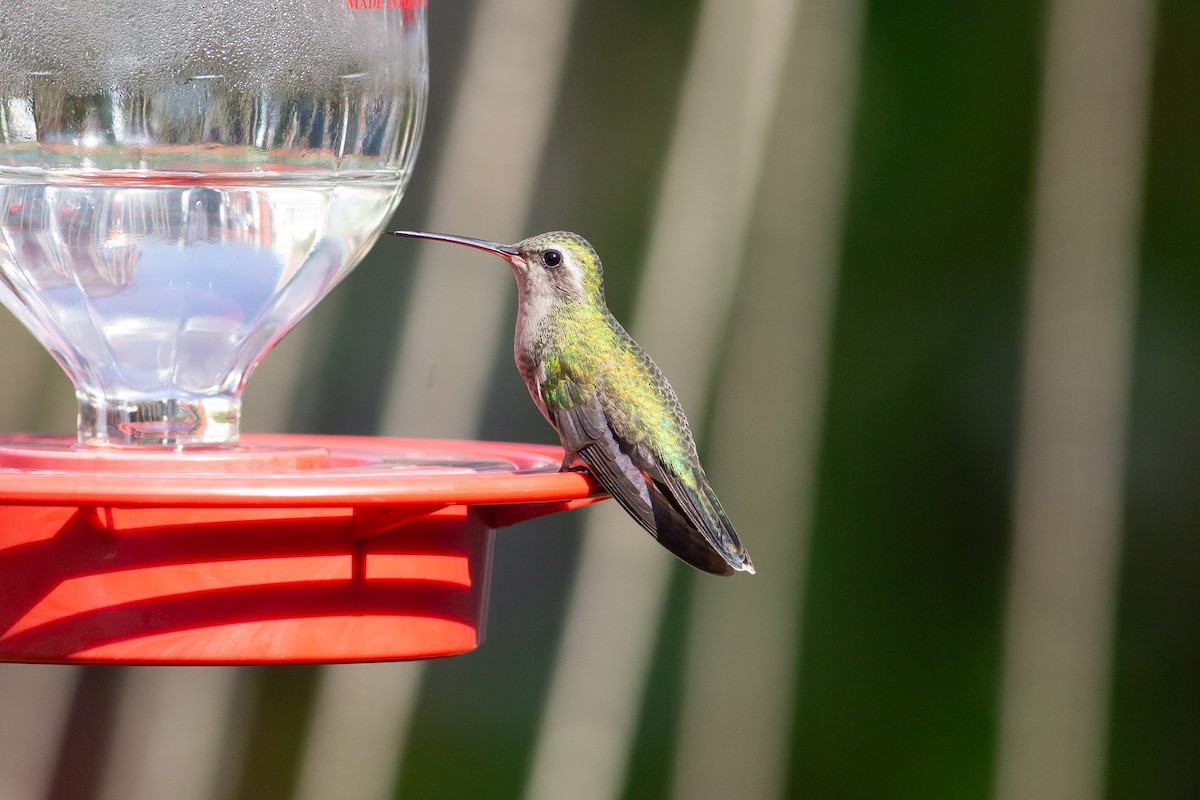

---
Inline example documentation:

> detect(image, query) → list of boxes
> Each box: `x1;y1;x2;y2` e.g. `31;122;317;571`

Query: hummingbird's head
509;231;604;308
388;229;606;308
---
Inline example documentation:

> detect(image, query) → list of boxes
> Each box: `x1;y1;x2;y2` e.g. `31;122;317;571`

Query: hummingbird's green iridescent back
539;303;698;486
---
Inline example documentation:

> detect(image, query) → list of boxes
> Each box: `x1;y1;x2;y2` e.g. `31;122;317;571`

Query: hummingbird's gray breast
513;303;552;421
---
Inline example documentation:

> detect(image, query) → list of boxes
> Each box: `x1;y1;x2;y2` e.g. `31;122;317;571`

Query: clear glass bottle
0;0;427;446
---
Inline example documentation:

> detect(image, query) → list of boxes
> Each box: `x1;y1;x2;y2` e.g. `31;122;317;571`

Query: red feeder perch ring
0;434;605;665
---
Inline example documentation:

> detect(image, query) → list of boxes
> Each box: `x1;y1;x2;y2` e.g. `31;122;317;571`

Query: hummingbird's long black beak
388;230;520;257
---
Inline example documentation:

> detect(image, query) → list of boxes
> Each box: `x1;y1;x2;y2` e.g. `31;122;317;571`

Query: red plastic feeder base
0;435;603;665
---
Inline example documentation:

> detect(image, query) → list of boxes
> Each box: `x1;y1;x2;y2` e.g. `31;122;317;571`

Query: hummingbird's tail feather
575;436;747;576
655;469;754;575
644;480;743;576
550;396;750;575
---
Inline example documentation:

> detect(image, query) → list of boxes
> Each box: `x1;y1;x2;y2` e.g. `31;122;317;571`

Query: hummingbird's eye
541;249;563;269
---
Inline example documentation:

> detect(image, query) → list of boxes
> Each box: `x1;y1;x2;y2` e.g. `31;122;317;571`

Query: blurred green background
2;0;1198;798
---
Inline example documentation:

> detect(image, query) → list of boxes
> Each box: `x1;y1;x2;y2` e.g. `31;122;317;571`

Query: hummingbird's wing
544;377;742;576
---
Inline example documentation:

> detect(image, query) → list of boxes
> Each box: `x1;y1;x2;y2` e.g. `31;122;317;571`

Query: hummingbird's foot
559;452;588;473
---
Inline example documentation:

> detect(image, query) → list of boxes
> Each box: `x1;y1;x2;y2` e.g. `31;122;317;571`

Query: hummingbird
388;229;754;576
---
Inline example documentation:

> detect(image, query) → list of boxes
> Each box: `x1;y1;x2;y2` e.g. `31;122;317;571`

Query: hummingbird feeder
0;0;604;664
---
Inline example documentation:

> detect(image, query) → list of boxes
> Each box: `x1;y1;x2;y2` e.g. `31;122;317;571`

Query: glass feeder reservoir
1;0;427;446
